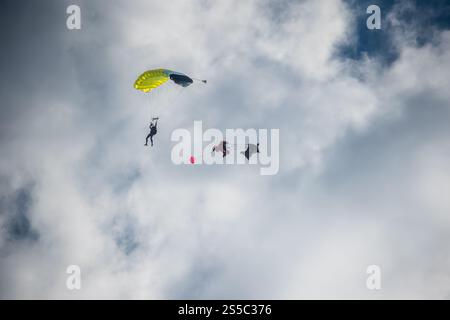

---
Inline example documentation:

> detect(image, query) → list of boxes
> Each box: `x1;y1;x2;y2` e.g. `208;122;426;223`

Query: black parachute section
169;73;194;87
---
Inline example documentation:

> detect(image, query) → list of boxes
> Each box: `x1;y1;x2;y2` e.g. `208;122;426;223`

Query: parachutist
145;118;158;147
134;69;206;149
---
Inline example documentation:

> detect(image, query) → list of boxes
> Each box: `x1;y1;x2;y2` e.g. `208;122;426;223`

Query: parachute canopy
134;69;198;93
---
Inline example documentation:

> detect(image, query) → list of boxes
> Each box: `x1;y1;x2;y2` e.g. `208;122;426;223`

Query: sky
1;0;450;299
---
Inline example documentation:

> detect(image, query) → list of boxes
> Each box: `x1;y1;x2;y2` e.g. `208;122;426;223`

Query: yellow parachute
134;68;206;93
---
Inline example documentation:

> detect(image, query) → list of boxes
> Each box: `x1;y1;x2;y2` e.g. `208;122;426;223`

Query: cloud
0;0;450;299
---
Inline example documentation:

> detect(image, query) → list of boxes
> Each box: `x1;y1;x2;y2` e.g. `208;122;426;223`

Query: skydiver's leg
145;133;151;146
150;135;154;147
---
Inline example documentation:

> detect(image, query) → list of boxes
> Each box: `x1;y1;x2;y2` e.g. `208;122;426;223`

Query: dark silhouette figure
145;118;158;147
222;141;228;158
